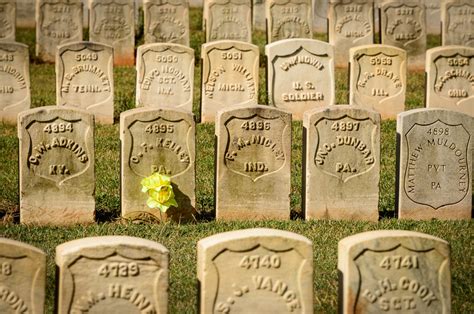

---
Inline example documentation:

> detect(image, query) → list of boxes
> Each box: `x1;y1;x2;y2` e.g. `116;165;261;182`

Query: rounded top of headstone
338;230;449;260
56;236;169;265
57;41;114;52
198;228;312;250
303;104;380;126
329;0;374;3
265;38;332;52
349;43;407;56
120;106;194;121
201;40;259;53
17;105;95;136
18;105;93;119
426;45;474;67
215;104;292;131
0;237;46;256
397;107;474;122
137;42;194;54
0;41;29;50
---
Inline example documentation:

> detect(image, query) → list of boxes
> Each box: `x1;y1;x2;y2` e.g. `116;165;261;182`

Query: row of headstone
308;0;444;35
6;0;474;64
16;105;472;225
1;39;472;126
12;0;447;35
0;229;452;313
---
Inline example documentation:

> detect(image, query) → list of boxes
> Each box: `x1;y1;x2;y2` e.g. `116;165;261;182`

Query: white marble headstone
265;38;335;120
136;43;194;111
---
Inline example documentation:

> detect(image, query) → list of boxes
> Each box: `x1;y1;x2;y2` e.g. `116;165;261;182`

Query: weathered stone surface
349;44;406;119
0;238;46;314
265;38;335;120
314;0;328;32
56;236;169;314
56;41;114;124
0;0;15;42
303;105;380;221
441;0;474;47
120;107;196;222
201;40;259;122
205;0;252;43
143;0;190;46
253;0;266;30
17;0;36;27
339;230;451;313
266;0;313;43
89;0;135;65
328;0;374;68
198;228;313;313
215;105;291;220
380;2;426;70
136;43;194;111
36;0;83;63
424;0;440;35
0;42;30;124
397;108;473;220
426;46;473;116
18;106;95;225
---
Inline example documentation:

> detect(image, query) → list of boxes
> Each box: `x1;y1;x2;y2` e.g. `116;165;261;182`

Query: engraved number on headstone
98;262;140;277
0;262;12;275
239;255;281;269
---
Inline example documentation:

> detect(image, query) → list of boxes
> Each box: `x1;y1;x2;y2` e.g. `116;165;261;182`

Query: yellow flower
141;172;178;212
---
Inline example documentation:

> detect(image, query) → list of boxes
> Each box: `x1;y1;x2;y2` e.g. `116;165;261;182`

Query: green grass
0;8;473;313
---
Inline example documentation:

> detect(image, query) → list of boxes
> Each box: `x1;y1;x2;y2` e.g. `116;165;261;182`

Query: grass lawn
0;8;472;313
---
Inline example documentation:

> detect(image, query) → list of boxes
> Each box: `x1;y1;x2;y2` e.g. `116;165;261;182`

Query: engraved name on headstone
143;0;190;46
349;44;406;119
0;0;15;41
397;108;473;220
36;0;83;62
380;1;426;70
0;238;46;314
201;40;259;122
136;43;194;111
56;236;169;313
0;42;30;124
441;0;474;47
266;0;313;43
198;228;313;313
426;46;474;116
216;105;291;220
328;0;374;67
120;108;196;222
304;106;380;221
56;41;114;124
89;0;135;65
205;0;252;43
18;106;95;225
265;38;335;120
339;230;451;313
